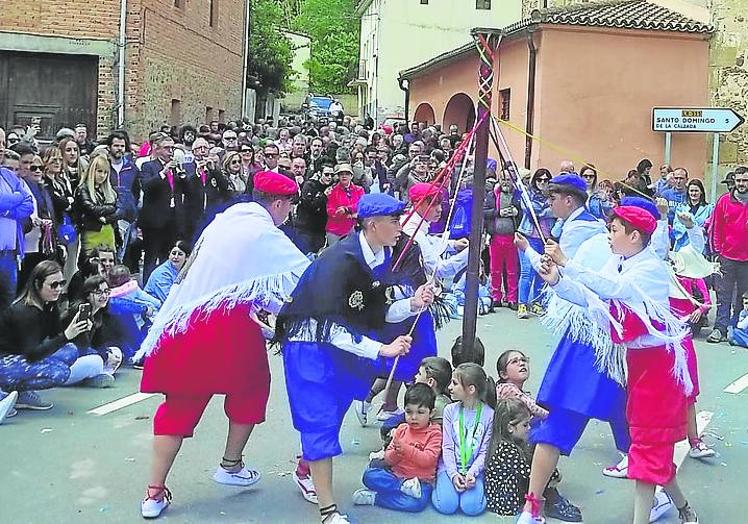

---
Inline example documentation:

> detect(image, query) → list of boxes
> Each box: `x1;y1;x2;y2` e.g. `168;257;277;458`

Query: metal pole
664;132;672;166
711;132;720;202
462;30;500;354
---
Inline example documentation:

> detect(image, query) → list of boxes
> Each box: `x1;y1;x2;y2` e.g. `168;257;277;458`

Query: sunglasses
265;153;278;158
537;177;551;182
49;279;67;290
224;136;238;141
230;160;241;165
92;288;111;297
30;166;43;172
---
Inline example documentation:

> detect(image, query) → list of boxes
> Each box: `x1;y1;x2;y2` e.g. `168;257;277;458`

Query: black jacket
0;301;67;360
296;177;331;233
137;159;185;230
74;184;119;232
182;165;229;230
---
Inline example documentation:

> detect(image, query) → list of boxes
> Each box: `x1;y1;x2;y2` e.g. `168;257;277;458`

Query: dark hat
620;196;661;221
357;193;406;219
722;172;735;184
548;172;587;195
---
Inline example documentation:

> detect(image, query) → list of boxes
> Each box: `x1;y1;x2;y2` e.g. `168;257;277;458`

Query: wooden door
0;51;98;141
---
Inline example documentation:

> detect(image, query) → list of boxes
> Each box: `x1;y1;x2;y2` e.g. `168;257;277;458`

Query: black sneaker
545;495;582;522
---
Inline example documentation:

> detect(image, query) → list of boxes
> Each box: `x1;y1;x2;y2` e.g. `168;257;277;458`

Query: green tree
293;0;359;94
248;0;296;96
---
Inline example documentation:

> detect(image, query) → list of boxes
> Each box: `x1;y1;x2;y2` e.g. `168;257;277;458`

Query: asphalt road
2;308;747;524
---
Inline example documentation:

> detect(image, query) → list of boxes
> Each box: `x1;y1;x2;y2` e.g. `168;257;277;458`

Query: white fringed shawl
135;202;310;358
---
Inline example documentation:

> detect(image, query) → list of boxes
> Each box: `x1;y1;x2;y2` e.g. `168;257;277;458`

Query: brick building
0;0;249;142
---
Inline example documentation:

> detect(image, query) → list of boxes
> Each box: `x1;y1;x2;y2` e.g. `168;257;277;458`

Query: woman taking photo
144;240;191;303
64;275;122;382
0;261;110;412
75;155;119;256
672;179;713;253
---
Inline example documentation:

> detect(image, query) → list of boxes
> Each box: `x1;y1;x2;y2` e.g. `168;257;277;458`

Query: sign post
652;107;744;200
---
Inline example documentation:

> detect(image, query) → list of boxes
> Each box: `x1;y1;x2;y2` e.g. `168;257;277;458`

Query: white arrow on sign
652;107;745;133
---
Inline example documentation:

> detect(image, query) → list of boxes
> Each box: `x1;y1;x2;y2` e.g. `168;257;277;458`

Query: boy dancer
515;174;626;522
136;172;311;519
538;203;697;524
277;193;435;524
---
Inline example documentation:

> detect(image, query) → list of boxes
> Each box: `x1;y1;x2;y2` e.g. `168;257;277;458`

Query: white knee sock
64;355;105;385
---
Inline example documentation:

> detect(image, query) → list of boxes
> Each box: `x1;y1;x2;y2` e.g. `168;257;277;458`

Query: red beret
408;182;442;204
611;205;657;235
253;171;298;196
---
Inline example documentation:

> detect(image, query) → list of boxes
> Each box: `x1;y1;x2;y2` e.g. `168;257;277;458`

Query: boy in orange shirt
352;383;443;512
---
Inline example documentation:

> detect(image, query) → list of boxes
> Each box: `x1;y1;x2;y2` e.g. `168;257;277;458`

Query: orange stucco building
400;0;715;182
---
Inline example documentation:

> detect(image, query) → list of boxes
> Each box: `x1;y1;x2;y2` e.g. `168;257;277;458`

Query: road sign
652;107;744;133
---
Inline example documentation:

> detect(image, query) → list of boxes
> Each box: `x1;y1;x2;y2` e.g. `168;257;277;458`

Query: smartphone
78;303;92;322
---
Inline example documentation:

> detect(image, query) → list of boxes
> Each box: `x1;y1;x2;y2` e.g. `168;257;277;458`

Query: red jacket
325;182;364;236
710;192;748;261
385;422;442;482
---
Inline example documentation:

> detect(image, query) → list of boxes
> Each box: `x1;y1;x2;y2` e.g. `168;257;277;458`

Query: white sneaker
322;512;352;524
354;400;371;426
401;477;422;499
352;488;376;505
292;469;318;504
0;391;18;425
212;465;261;487
516;511;545;523
649;490;673;522
602;454;628;478
688;440;716;459
141;487;171;519
103;347;123;374
376;407;404;422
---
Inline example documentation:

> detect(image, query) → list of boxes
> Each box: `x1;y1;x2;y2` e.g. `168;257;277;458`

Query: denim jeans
714;257;748;333
518;237;544;305
431;470;486;515
0;343;77;392
0;250;18;310
362;466;432;513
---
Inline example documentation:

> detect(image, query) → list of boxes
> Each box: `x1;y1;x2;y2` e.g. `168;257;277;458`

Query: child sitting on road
374;356;452;460
485;398;534;515
432;363;494;516
107;265;161;360
729;292;748;348
352;383;442;513
495;350;548;420
495;350;581;522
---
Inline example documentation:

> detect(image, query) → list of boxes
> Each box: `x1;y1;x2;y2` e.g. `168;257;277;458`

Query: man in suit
181;137;229;242
138;133;185;281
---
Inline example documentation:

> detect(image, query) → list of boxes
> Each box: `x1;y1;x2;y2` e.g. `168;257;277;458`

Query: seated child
374;356;452;459
107;265;161;360
495;350;581;522
495;350;548;420
729;292;748;348
352;383;442;513
432;363;494;516
485;398;534;515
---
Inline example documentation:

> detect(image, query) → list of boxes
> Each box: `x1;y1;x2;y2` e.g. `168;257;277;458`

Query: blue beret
549;172;587;194
620;196;661;221
357;193;406;219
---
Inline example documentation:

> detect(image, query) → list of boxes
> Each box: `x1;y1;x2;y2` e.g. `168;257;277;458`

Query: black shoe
506;302;519;311
545;495;582;522
491;299;503;309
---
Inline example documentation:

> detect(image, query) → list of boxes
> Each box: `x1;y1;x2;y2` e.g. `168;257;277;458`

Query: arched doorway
413;102;436;125
443;93;476;133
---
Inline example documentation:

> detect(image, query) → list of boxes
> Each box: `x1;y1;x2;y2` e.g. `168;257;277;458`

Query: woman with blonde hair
59;137;88;187
74;154;119;256
222;150;247;197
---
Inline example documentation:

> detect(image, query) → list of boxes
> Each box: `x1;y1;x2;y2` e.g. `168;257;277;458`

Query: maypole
461;28;502;354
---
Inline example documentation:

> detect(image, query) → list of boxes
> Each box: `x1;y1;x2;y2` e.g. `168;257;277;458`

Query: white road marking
87;392;156;416
724;373;748;394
